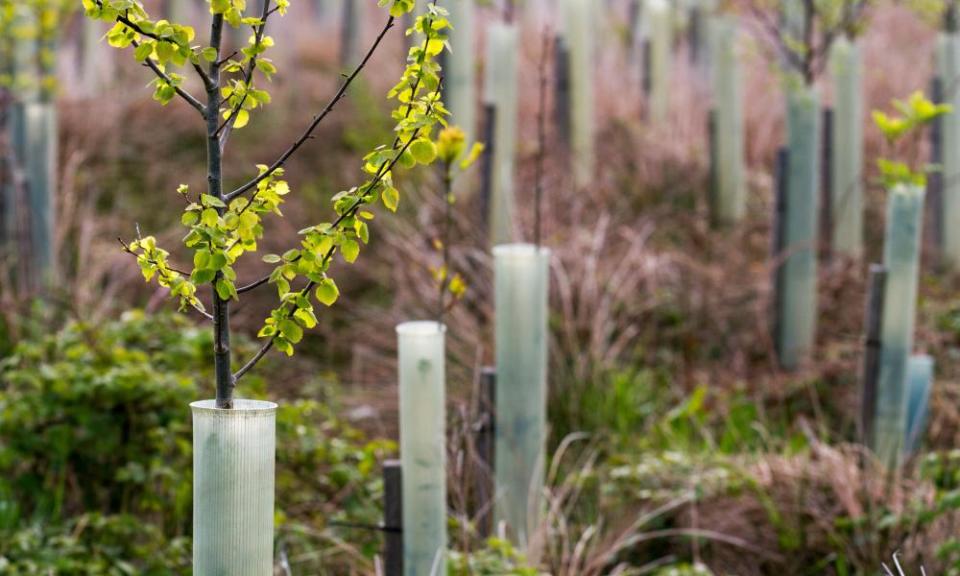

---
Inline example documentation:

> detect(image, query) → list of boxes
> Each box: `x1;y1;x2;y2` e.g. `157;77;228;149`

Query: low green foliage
447;538;544;575
0;311;393;572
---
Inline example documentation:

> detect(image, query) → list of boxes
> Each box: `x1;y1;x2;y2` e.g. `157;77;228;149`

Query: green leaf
294;308;318;329
134;42;153;62
315;278;339;306
233;109;250;129
201;208;219;227
410;138;437;164
279;318;303;343
341;238;360;263
382;186;400;212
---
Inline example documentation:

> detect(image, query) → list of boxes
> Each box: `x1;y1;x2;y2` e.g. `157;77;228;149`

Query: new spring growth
102;0;452;360
873;90;952;189
431;126;484;306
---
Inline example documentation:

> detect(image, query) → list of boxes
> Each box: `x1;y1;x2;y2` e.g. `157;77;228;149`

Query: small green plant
873;90;951;188
447;537;544;575
81;0;452;408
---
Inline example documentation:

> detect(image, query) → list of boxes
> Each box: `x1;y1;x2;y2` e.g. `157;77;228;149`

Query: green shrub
0;311;394;571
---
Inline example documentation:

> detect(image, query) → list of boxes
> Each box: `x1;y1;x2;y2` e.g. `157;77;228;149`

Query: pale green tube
397;321;447;576
829;37;864;257
778;86;820;370
446;0;476;139
648;0;672;123
341;0;365;68
483;22;518;245
709;15;744;225
904;354;934;456
167;0;189;23
937;33;960;266
24;102;57;284
561;0;595;189
81;17;101;93
873;185;925;468
9;101;57;285
494;244;550;549
192;399;277;576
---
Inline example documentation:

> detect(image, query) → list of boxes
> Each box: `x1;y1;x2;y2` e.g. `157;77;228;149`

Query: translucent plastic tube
192;399;277;576
904;354;934;456
446;0;476;139
397;321;447;576
709;15;744;225
648;0;672;123
778;86;821;370
561;0;595;189
829;37;864;257
493;244;550;549
483;22;518;245
874;185;925;467
937;33;960;266
9;101;57;284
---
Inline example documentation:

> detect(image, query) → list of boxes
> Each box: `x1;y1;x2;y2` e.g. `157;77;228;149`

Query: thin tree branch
237;274;272;294
232;336;275;381
93;2;216;94
132;39;207;117
217;0;274;148
224;15;398;202
117;237;214;321
233;80;444;382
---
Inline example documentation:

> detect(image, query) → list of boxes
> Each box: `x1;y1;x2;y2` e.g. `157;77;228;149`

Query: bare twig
534;26;550;247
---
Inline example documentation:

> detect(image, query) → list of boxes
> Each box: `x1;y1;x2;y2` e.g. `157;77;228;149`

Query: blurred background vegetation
7;0;960;574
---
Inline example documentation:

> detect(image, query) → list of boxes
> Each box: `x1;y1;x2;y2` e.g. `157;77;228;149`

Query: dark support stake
627;0;641;65
861;264;887;447
553;35;571;147
642;38;653;111
929;76;945;258
479;103;497;236
820;106;834;261
383;460;403;576
771;147;790;356
689;6;701;65
474;367;496;538
707;108;718;226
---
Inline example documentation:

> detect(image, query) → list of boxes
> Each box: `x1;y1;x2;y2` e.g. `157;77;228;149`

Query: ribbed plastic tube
778;86;821;370
192;399;277;576
561;0;595;189
829;37;864;257
483;22;519;245
648;0;672;123
397;321;447;576
493;244;550;549
446;0;476;139
709;15;744;225
9;101;57;284
904;354;934;456
874;185;925;468
938;33;960;266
